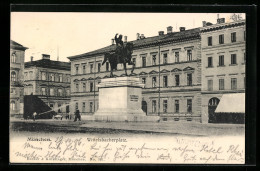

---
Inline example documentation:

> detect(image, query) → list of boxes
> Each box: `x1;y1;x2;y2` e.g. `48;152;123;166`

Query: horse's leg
131;63;134;74
110;69;113;77
124;63;127;76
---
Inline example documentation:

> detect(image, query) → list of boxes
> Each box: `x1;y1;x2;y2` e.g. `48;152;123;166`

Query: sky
11;12;245;62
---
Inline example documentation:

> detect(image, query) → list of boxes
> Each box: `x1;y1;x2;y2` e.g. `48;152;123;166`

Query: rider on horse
115;33;124;63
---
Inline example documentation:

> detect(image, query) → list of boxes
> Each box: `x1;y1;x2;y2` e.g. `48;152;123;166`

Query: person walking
33;112;37;121
74;109;81;122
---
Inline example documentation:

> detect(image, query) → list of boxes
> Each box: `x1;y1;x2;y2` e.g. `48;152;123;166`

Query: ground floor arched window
10;101;16;110
208;97;220;123
11;71;16;81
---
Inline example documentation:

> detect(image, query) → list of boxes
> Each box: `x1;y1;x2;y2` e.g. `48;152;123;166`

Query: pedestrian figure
33;112;37;121
74;110;81;122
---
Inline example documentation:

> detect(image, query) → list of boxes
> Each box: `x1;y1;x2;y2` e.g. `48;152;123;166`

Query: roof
10;40;28;51
67;28;200;60
25;59;71;71
200;20;246;33
215;93;245;113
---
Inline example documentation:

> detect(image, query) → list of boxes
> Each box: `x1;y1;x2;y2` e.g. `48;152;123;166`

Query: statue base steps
94;108;159;122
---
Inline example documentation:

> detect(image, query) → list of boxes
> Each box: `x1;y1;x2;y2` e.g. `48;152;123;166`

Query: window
82;64;86;74
90;102;93;113
50;74;55;81
231;54;237;65
187;73;192;86
208;57;213;67
58;89;62;96
90;82;94;92
106;62;109;71
187;50;192;61
58;104;61;113
175;100;179;113
163;76;168;87
98;63;101;72
152;55;156;65
10;101;15;110
231;78;237;90
59;74;63;82
142;57;146;67
152;77;157;88
187;99;192;113
208;36;212;46
231;32;236;42
82;102;85;112
75;102;78;110
219;55;224;66
244;52;246;62
29;71;33;80
132;58;136;67
175;75;180;86
76;83;79;92
219;34;224;44
49;103;54;109
41;72;46;80
244;31;246;41
11;71;16;81
152;100;157;113
175;52;179;63
24;72;28;80
163;53;168;64
208;80;213;91
219;79;225;90
142;78;146;87
75;65;79;75
66;89;70;96
50;88;54;96
163;100;168;113
90;63;93;73
83;83;86;92
41;87;46;95
67;77;70;83
11;53;16;63
11;88;16;94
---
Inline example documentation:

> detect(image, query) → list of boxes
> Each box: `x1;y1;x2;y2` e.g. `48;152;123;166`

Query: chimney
136;33;140;40
124;36;127;42
206;22;213;26
140;34;145;39
202;21;207;27
179;27;185;32
180;27;185;31
217;18;225;24
111;39;115;45
158;31;164;36
167;26;173;34
31;56;33;62
42;54;50;60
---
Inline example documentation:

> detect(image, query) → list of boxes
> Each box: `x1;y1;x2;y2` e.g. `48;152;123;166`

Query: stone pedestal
94;77;160;122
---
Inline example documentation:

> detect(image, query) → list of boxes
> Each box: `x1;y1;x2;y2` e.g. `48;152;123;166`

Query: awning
215;93;245;113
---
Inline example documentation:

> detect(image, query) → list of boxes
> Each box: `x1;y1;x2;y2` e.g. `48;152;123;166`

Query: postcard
10;11;246;164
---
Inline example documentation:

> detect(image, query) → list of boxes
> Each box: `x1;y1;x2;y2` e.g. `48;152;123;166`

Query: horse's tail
102;53;108;65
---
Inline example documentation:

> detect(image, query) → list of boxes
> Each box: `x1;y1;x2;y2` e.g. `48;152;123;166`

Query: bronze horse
102;42;135;77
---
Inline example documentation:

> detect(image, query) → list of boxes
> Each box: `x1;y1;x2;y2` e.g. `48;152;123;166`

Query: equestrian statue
102;33;135;77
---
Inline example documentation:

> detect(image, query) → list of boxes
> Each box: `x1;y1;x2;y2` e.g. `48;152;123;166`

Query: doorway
208;97;220;123
142;101;147;115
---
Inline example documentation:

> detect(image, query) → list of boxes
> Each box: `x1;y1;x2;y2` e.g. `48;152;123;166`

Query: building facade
200;19;246;123
68;27;202;122
24;54;71;114
10;40;28;116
